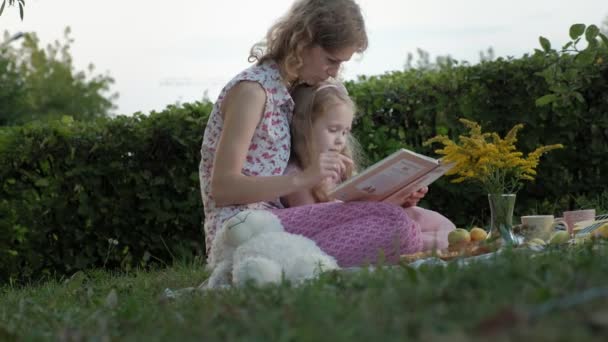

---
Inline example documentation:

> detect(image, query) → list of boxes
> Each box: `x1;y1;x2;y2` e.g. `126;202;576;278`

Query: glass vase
487;193;517;246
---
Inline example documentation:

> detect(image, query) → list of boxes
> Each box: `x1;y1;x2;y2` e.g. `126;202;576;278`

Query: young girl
280;80;455;253
281;81;359;207
200;0;429;268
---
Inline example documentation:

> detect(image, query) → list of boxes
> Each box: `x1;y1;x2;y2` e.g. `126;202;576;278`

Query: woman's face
298;45;358;86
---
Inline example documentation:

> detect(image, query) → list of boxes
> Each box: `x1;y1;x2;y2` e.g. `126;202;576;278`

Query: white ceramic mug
521;215;565;241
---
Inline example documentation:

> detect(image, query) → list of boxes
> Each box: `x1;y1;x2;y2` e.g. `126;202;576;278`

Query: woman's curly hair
249;0;368;83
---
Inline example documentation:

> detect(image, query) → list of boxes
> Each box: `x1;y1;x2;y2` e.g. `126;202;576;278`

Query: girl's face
311;101;354;154
298;45;358;86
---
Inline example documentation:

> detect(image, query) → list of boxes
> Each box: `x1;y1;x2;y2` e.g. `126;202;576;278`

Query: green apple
448;228;471;246
549;230;570;245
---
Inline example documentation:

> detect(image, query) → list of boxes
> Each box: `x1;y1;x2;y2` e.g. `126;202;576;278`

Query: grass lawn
1;242;608;341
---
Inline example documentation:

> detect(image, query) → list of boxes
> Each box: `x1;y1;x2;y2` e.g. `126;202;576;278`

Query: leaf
586;38;598;49
573;91;585;104
34;178;49;187
562;41;573;50
61;115;74;125
575;50;597;66
0;0;6;16
535;94;558;107
18;2;22;20
585;24;600;43
569;24;586;40
599;33;608;47
539;36;551;52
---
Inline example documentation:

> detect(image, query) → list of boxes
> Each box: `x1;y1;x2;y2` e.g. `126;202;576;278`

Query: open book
328;148;454;205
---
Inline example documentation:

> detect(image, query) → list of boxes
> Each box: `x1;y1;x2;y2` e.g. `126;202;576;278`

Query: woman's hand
401;186;428;208
299;152;353;188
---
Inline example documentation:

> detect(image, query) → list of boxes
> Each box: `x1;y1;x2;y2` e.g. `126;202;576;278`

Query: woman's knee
405;206;455;232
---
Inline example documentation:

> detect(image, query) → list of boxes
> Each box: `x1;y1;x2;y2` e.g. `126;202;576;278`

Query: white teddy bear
205;210;339;288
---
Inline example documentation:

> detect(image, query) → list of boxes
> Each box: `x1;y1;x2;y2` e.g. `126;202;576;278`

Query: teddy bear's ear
224;210;285;247
225;211;252;230
223;211;257;247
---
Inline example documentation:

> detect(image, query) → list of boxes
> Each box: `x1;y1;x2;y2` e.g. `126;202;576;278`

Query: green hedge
2;25;607;283
0;102;211;283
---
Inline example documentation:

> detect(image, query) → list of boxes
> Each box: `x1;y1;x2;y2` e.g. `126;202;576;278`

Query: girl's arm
280;164;317;208
281;188;317;208
210;82;348;206
282;177;340;208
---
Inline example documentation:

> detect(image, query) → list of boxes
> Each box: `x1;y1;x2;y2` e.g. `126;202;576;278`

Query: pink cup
562;209;596;235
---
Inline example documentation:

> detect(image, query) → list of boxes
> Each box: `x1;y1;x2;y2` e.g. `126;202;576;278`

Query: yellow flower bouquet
424;119;563;194
424;119;563;244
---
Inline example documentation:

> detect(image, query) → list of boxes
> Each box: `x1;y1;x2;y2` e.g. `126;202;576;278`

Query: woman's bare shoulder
227;81;266;101
221;81;267;117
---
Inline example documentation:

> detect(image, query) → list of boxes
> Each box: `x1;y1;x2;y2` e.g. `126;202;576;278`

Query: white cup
521;215;565;241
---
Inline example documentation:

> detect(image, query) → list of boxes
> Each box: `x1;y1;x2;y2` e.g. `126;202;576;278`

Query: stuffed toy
205;210;338;287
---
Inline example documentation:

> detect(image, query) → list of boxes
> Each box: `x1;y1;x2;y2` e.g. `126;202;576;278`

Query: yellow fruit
470;227;488;241
448;228;471;246
591;223;608;239
549;230;570;245
527;238;546;246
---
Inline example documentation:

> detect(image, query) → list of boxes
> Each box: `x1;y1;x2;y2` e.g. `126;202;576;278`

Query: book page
355;159;427;195
329;148;440;202
383;163;454;206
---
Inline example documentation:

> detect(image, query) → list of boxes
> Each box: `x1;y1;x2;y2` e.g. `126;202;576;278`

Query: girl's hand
299;152;353;188
401;186;428;208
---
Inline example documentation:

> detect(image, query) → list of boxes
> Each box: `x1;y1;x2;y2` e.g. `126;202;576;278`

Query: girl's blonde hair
291;80;363;202
249;0;368;83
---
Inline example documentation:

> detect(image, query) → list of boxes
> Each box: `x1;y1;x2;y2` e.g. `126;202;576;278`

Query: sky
1;0;607;115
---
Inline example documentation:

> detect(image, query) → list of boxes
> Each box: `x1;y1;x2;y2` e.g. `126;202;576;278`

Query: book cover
329;148;453;204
